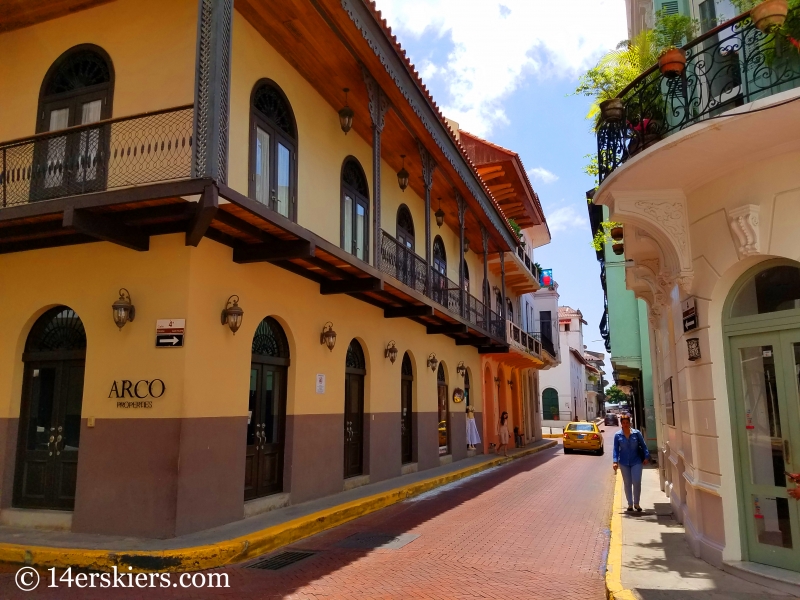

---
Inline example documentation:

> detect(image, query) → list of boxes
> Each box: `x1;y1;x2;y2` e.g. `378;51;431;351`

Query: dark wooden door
14;360;84;510
244;363;286;500
401;377;413;464
438;382;450;456
344;372;364;478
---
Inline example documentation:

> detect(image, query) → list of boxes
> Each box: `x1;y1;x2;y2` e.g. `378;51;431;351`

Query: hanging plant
590;221;623;252
654;10;699;78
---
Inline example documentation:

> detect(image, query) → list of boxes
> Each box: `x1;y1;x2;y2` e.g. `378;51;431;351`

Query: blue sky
375;0;628;358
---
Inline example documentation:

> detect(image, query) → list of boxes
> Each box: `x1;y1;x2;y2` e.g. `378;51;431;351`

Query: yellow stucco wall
0;0;196;141
0;235;483;421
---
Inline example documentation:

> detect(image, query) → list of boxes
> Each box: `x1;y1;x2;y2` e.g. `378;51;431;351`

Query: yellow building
0;0;550;539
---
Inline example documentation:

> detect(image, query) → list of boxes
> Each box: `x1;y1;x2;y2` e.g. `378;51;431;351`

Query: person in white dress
466;407;481;449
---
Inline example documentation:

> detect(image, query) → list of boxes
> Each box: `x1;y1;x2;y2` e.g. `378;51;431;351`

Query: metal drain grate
336;532;419;550
247;551;315;570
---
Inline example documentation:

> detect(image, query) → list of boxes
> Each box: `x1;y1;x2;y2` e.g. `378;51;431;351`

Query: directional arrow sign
156;319;185;348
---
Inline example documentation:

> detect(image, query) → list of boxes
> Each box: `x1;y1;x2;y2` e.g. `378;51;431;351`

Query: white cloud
528;167;558;184
545;205;587;233
374;0;627;136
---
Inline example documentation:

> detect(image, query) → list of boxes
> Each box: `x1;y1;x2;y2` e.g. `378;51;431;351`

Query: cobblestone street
0;435;616;599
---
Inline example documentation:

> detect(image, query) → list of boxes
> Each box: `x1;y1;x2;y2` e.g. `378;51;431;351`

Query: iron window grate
247;551;315;570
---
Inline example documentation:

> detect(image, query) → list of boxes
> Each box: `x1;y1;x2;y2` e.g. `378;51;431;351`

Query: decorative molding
418;141;436;190
727;204;761;258
456;192;466;226
340;0;515;248
361;66;390;132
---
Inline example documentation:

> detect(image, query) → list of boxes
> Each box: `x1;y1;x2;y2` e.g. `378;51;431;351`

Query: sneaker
635;505;643;512
626;505;634;512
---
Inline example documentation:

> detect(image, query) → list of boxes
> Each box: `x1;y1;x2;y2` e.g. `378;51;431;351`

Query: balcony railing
379;230;503;341
515;246;539;281
507;320;542;358
534;318;557;358
597;11;800;183
1;105;194;208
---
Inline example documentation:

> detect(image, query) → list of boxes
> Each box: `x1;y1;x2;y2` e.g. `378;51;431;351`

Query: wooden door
401;377;413;464
14;360;84;510
245;364;287;500
438;382;450;456
344;372;364;478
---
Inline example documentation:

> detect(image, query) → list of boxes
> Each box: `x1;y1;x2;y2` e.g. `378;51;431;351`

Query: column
500;250;507;338
457;193;466;317
192;0;233;184
418;142;435;295
362;68;390;268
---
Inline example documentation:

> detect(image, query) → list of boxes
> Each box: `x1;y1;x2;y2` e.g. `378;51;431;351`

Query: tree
605;385;630;406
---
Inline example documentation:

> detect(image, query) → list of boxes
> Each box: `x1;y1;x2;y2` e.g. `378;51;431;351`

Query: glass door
730;331;800;570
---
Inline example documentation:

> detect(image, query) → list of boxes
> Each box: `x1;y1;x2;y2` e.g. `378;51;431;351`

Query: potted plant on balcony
732;0;790;32
590;221;623;252
655;10;699;78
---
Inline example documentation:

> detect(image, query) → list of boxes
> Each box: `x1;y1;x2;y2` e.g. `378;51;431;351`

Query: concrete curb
606;471;637;600
0;440;557;573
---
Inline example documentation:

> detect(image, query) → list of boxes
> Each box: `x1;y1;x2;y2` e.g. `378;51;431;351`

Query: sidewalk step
723;561;800;598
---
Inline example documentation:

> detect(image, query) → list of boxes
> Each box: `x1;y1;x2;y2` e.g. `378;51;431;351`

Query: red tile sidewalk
0;435;616;599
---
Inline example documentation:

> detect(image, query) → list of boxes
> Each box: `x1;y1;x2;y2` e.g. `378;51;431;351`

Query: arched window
542;388;559;421
16;306;87;510
463;259;470;293
249;80;297;220
433;236;447;275
396;205;414;250
344;339;366;477
495;289;503;318
401;353;413;464
731;265;800;318
437;362;449;456
341;158;370;262
34;45;114;199
247;317;290;499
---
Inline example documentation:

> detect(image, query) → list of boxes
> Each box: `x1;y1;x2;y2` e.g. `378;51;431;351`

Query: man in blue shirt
613;414;651;512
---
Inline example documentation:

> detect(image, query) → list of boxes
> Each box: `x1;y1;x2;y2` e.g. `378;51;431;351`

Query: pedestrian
612;413;650;512
496;411;510;457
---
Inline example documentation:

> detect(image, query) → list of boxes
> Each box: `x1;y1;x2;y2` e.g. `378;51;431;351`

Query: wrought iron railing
379;231;428;295
515;246;539;282
464;293;487;330
430;269;462;314
597;11;800;183
507;320;542;357
0;105;194;208
489;309;504;339
535;318;557;358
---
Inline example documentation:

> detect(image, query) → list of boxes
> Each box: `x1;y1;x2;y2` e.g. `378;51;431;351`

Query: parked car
563;421;604;455
604;413;619;426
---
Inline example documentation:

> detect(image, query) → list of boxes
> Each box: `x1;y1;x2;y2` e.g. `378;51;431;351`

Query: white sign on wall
316;374;326;394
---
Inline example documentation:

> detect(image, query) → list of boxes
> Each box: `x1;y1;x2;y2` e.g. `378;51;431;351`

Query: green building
589;201;656;452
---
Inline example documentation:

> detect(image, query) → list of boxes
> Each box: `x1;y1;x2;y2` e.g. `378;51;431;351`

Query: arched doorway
401;353;413;464
344;340;366;478
34;45;114;201
245;317;289;500
542;387;559;421
437;363;449;456
432;236;447;306
483;365;496;448
724;261;800;571
14;307;86;510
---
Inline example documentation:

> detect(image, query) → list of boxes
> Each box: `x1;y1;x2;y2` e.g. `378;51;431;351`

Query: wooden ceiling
0;0;115;33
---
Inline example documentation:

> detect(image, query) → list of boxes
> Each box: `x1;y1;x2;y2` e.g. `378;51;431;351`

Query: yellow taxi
562;421;604;455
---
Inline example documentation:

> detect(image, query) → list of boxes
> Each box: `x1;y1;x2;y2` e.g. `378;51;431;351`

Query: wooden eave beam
479;170;505;182
320;277;383;295
62;206;149;251
385;305;435;318
488;183;514;193
186;184;219;247
457;337;489;346
233;240;316;263
426;324;468;335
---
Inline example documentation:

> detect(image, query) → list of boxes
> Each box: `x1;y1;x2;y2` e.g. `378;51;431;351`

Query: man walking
612;414;650;512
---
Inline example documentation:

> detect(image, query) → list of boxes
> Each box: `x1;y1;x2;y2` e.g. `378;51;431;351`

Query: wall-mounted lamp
494;376;500;383
687;337;701;361
427;353;439;372
221;295;244;335
111;288;135;330
385;340;399;364
507;379;513;388
463;230;470;253
397;155;409;192
320;322;337;351
456;361;466;378
435;198;445;228
338;88;354;134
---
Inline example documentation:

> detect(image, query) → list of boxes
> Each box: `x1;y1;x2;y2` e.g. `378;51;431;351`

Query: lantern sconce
687;337;701;362
221;295;244;335
456;361;466;378
320;322;337;351
463;230;470;253
435;198;445;228
385;340;399;364
507;379;513;388
111;288;136;330
427;353;439;372
397;155;410;192
338;88;354;134
493;376;500;383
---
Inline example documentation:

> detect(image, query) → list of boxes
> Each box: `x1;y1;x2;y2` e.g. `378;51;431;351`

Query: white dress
466;415;481;445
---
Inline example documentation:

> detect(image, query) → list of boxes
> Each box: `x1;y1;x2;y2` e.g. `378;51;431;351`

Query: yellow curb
542;433;563;438
0;441;557;573
606;471;637;600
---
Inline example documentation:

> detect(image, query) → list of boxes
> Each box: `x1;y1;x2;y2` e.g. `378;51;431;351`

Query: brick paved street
0;433;616;599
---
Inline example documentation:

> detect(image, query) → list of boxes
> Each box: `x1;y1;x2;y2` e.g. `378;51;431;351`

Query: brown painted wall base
285;413;344;504
415;411;440;471
365;412;401;484
0;418;19;510
450;410;467;462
